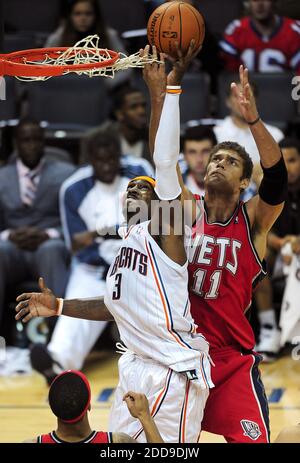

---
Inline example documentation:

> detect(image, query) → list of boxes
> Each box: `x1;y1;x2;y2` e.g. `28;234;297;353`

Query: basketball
147;1;205;57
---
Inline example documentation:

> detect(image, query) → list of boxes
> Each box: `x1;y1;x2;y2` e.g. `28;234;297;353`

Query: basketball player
142;44;287;442
23;370;163;443
15;73;213;442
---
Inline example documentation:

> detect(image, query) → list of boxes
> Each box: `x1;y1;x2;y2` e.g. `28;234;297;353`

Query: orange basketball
147;1;205;58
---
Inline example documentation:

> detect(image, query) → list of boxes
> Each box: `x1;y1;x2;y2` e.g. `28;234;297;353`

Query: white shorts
108;352;209;443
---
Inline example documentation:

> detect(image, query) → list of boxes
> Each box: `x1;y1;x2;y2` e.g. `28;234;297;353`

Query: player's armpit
112;433;137;444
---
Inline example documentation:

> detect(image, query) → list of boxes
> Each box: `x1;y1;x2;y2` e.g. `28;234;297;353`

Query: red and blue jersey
188;197;266;351
37;430;111;444
220;16;300;73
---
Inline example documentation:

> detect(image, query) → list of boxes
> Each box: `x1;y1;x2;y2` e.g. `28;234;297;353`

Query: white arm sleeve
153;92;181;200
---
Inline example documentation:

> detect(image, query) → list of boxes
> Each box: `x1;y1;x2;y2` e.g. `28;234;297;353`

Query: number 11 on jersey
192;269;222;299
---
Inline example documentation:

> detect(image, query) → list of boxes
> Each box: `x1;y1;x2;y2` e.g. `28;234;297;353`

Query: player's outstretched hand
142;44;167;97
167;39;201;87
123;391;151;419
231;65;259;124
15;277;59;323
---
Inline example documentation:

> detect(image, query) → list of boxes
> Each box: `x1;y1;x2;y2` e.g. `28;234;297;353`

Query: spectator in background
213;80;284;165
45;0;131;89
84;87;153;166
30;127;153;384
255;138;300;360
0;119;75;328
220;0;300;73
180;126;217;196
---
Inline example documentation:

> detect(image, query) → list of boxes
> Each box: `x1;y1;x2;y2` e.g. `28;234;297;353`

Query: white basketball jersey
105;221;213;389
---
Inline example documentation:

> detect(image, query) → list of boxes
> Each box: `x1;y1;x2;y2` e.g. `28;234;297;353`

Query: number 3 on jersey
113;273;122;300
192;269;222;299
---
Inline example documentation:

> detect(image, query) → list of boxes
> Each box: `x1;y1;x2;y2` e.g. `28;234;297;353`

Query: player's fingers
174;41;183;61
39;277;47;292
159;52;166;64
239;64;244;88
152;44;158;61
245;83;251;100
230;82;240;100
16;292;32;302
15;300;29;312
187;39;196;58
15;307;30;321
22;313;33;324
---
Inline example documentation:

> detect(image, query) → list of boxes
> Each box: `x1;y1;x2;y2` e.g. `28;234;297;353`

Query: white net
14;35;161;81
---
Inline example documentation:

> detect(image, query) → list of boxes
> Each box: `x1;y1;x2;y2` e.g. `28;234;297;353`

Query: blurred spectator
271;138;300;243
220;0;300;73
180;125;217;196
84;87;153;165
213;80;284;165
45;0;131;88
255;137;300;359
0;119;75;328
30;126;153;382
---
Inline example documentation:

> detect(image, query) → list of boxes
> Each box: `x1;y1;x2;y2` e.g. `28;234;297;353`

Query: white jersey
105;220;213;389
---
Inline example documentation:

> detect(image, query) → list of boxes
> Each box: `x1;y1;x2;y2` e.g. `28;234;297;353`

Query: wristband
247;116;260;126
166;85;182;94
56;298;64;316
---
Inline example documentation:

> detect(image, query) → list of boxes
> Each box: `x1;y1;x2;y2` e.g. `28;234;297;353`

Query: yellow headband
129;176;156;188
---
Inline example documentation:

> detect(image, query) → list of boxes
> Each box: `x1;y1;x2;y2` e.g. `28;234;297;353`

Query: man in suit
0;118;75;327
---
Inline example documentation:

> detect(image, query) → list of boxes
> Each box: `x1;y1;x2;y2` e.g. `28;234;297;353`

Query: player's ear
240;177;250;192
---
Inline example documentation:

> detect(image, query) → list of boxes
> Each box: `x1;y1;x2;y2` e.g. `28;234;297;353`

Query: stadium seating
26;74;111;128
217;72;298;128
181;73;211;124
4;0;61;33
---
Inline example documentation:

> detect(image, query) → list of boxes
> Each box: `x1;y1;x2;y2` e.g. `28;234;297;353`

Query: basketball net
4;35;161;81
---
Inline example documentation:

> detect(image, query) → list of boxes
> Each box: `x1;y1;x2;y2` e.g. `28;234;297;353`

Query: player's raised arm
15;277;113;323
142;42;200;221
233;65;288;259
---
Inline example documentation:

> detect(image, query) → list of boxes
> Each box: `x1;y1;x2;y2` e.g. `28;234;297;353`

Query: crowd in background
1;0;300;375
